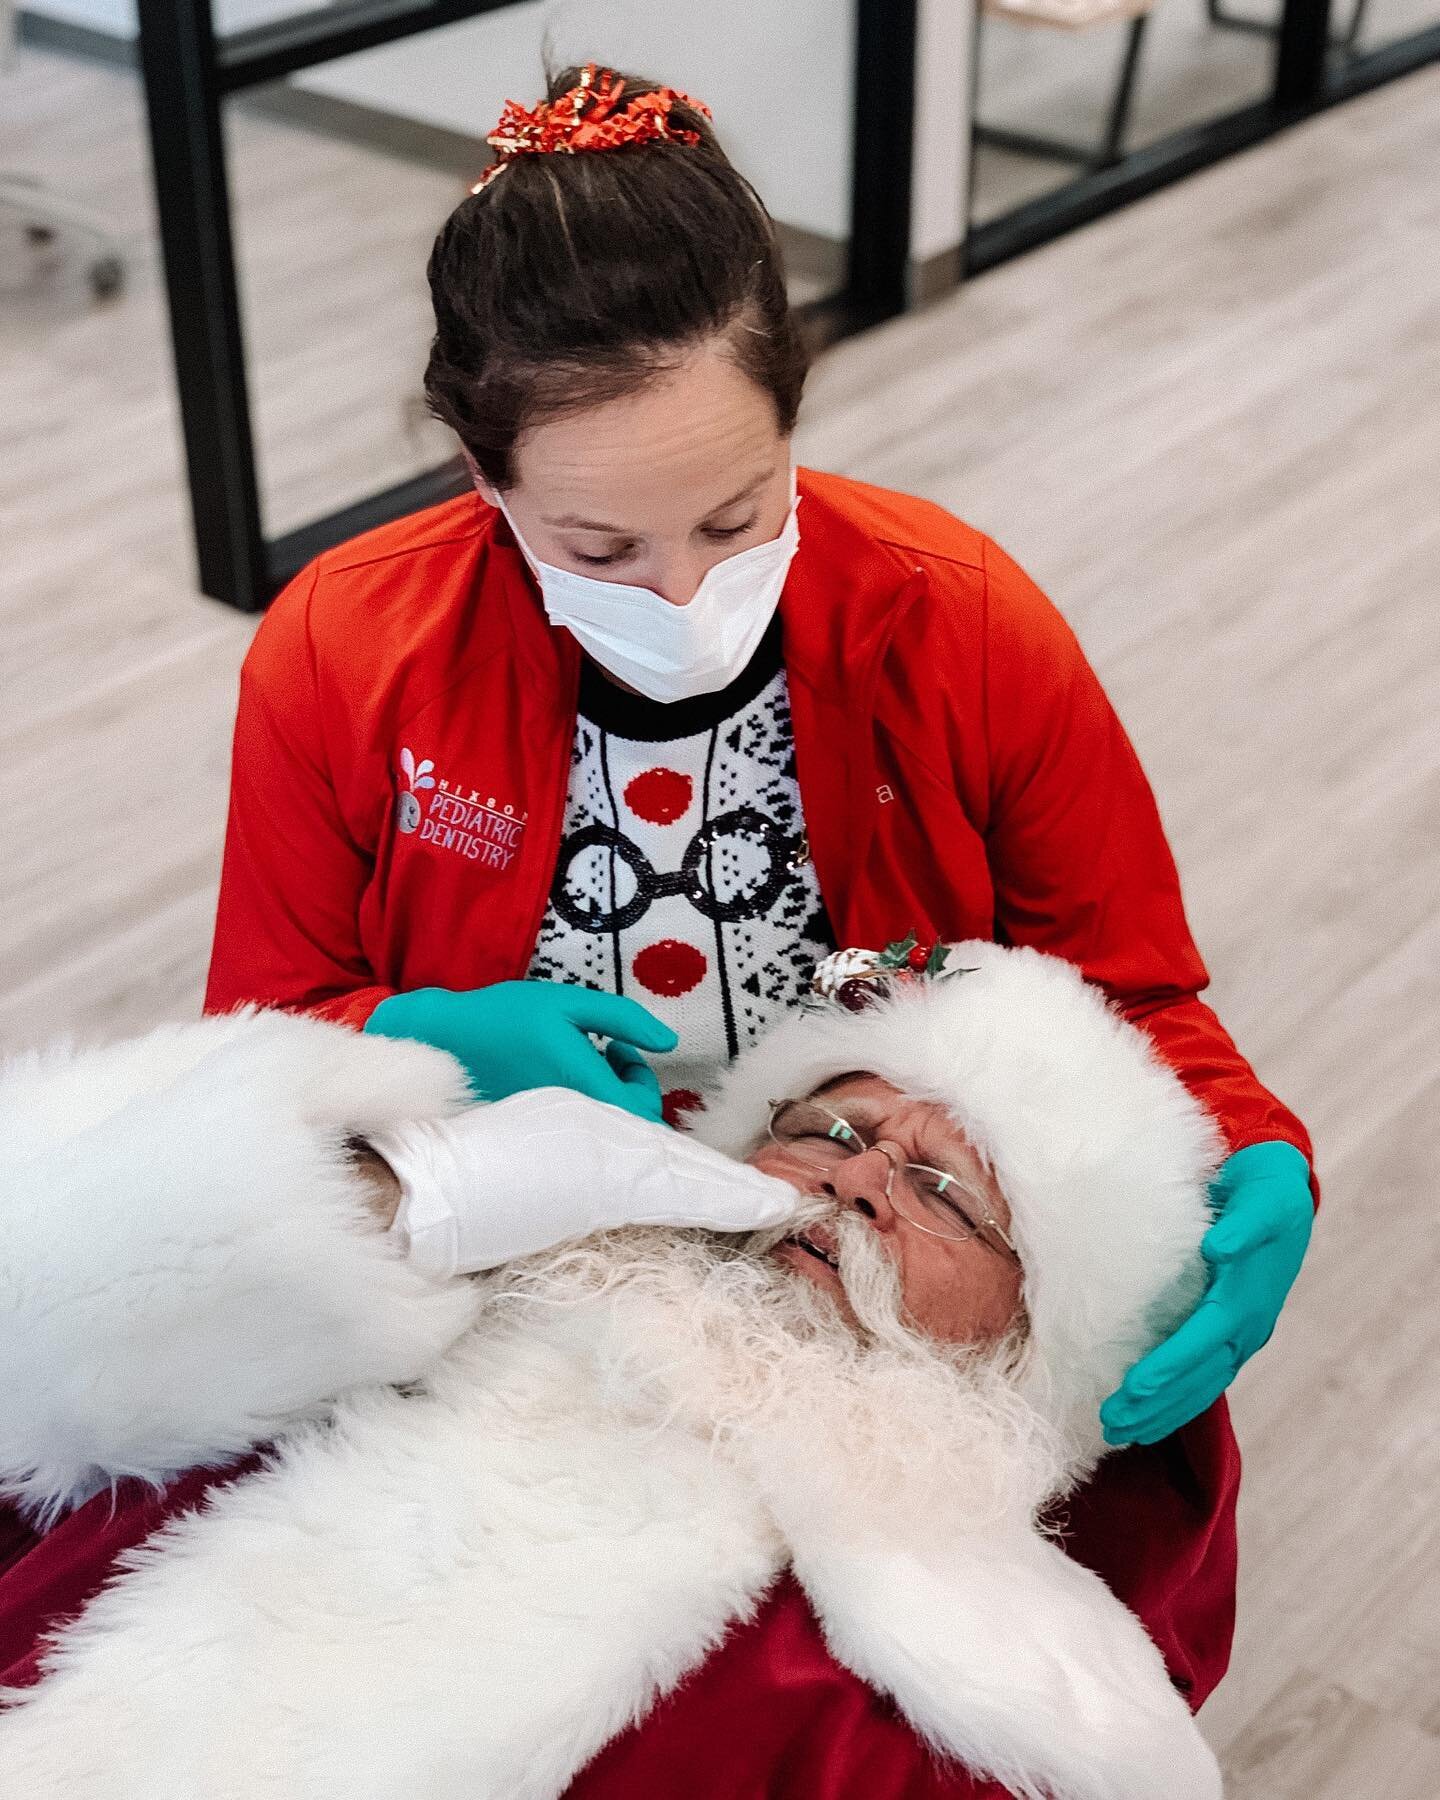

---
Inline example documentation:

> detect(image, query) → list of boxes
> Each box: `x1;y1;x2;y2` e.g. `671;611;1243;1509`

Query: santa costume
1;943;1226;1798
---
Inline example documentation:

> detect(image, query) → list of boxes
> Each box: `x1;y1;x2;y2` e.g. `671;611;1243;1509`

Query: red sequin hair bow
471;62;712;193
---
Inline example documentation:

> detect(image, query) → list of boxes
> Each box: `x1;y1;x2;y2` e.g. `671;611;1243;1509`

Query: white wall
29;0;971;260
295;0;856;244
912;0;973;266
26;0;134;32
29;0;325;30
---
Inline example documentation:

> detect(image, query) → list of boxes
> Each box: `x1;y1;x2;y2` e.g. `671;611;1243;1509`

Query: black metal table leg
132;0;924;610
137;0;268;611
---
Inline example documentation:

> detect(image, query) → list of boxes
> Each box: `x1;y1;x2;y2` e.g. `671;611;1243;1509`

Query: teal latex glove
1100;1140;1314;1446
364;980;678;1122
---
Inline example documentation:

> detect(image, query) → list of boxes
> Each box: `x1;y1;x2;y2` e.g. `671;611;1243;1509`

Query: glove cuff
1221;1139;1311;1184
364;1119;464;1281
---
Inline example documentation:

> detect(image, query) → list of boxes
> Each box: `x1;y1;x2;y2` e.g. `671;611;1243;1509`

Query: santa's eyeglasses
765;1097;1021;1265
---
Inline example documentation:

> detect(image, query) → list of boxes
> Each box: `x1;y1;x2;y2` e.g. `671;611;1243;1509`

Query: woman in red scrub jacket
194;62;1314;1797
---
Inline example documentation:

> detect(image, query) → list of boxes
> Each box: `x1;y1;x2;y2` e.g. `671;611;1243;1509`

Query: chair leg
1205;0;1277;35
1337;0;1368;51
1100;13;1150;165
0;175;128;300
973;14;1150;172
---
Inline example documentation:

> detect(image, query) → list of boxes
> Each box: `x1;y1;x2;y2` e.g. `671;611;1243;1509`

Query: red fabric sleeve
979;538;1316;1192
203;567;395;1029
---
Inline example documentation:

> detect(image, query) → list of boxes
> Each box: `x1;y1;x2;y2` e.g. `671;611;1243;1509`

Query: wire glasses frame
765;1096;1021;1265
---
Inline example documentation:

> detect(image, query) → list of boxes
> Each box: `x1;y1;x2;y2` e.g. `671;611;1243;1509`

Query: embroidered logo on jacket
395;747;435;833
395;747;527;871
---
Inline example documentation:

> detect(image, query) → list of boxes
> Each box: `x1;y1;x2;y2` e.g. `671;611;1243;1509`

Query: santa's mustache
741;1191;928;1350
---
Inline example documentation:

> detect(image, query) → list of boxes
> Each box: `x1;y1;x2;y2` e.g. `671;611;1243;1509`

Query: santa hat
693;938;1226;1467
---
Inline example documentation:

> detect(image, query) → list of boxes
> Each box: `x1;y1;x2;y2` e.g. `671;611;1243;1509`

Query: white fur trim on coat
0;1008;481;1522
796;1532;1219;1800
0;1313;786;1800
0;996;1224;1800
0;1298;1219;1800
693;940;1227;1465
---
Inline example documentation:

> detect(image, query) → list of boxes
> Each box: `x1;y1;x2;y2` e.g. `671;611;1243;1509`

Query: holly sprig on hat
877;932;953;978
809;934;972;1013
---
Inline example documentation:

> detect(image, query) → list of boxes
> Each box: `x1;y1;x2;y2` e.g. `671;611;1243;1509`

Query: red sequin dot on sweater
624;767;692;825
632;938;707;998
662;1088;704;1129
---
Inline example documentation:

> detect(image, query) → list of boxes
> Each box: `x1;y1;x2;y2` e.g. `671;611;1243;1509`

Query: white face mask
494;473;801;704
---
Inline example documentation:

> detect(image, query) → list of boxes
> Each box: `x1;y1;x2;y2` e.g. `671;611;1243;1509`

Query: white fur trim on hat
693;940;1225;1467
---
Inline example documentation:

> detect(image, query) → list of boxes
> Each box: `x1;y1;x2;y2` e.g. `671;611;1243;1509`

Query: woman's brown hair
423;64;810;489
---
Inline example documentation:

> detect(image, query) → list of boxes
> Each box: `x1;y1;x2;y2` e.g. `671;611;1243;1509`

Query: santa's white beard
483;1201;1076;1545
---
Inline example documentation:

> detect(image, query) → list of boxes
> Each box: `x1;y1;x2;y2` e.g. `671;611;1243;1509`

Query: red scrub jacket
0;470;1315;1795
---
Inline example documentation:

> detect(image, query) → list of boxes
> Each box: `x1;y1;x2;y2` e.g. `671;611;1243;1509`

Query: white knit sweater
528;621;832;1122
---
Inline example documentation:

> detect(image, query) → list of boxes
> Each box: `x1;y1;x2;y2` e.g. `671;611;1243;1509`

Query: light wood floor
5;41;1440;1797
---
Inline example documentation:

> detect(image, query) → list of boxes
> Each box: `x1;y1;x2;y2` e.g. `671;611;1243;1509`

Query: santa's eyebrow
809;1071;871;1102
805;1079;974;1161
816;1095;901;1140
835;1097;972;1170
806;1091;883;1128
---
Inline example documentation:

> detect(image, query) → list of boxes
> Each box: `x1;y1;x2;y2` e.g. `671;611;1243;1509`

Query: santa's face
746;1074;1025;1347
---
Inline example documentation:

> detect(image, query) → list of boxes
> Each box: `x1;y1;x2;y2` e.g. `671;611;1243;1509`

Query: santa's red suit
0;470;1312;1793
0;977;1226;1800
0;1443;1233;1799
0;1459;1230;1800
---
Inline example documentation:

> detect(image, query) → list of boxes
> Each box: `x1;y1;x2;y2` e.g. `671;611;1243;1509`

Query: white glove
364;1087;799;1279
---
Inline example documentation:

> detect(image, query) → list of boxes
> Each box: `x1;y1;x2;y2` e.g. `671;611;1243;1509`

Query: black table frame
134;0;916;612
135;0;1439;611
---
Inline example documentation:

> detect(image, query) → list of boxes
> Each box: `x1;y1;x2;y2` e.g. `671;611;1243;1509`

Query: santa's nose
821;1146;901;1232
